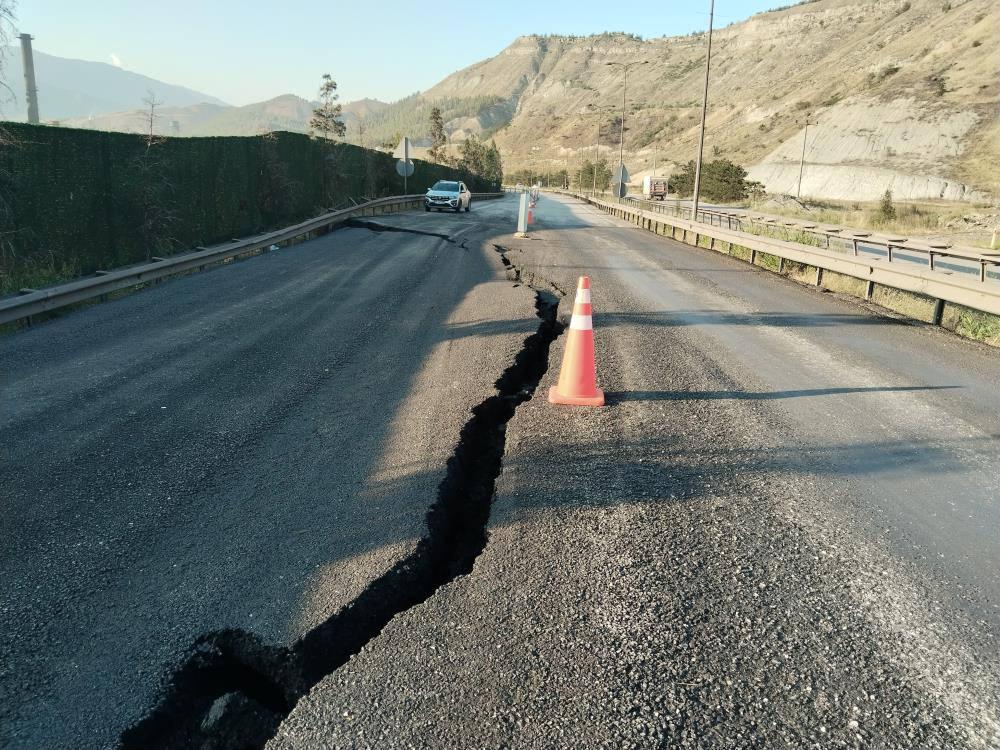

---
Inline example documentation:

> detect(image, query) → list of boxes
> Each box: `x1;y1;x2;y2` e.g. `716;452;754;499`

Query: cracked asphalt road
4;193;999;749
270;194;1000;749
0;197;534;748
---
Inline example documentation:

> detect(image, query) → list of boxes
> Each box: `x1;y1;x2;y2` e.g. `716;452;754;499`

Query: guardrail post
815;267;823;286
852;238;858;256
866;279;875;300
933;298;944;326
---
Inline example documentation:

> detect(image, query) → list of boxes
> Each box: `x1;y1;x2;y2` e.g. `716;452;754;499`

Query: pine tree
428;107;447;164
459;136;486;177
310;74;346;141
481;140;503;188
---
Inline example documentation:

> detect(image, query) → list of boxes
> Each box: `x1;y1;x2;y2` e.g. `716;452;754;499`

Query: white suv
425;180;472;212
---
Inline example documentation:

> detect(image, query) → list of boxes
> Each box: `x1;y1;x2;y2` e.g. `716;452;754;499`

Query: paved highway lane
0;196;539;748
273;193;999;749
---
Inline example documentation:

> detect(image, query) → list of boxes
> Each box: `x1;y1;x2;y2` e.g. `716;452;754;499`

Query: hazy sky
16;1;782;105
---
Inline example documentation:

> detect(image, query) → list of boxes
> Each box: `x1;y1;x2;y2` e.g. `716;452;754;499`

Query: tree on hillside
428;107;447;164
671;159;761;203
140;90;164;149
130;89;179;261
459;135;486;177
574;159;612;192
481;140;503;189
310;74;346;141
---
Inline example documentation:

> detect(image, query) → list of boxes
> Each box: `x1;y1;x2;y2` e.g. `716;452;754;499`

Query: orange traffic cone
548;276;604;407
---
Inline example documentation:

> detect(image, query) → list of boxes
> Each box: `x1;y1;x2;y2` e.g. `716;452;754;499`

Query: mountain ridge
5;0;997;202
1;47;226;121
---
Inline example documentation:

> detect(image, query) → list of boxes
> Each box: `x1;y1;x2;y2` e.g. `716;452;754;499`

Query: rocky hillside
20;0;997;202
403;0;997;202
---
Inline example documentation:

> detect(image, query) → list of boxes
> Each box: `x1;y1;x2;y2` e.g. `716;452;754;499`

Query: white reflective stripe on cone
576;288;591;304
569;314;593;331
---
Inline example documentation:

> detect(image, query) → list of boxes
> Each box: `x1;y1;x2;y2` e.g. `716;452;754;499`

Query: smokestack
19;33;40;124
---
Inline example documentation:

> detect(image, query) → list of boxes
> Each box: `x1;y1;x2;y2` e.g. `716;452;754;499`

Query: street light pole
619;67;628;168
690;0;715;221
606;60;647;196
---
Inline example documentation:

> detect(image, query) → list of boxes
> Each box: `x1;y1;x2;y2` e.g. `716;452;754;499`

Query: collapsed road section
120;255;564;750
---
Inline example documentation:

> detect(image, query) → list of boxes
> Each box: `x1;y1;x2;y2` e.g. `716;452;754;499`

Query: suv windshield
431;181;459;192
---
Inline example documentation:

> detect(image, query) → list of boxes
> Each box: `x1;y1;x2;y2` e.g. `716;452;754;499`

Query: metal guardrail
1;192;505;326
617;195;1000;284
572;192;1000;319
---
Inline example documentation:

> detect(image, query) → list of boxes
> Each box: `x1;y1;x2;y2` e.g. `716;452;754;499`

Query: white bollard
516;192;529;237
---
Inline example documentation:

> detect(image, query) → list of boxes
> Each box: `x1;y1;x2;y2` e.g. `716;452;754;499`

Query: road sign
612;181;628;198
613;162;629;184
393;137;411;160
393;137;412;191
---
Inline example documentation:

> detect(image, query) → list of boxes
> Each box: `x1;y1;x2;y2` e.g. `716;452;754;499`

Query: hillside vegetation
27;0;998;202
422;0;998;202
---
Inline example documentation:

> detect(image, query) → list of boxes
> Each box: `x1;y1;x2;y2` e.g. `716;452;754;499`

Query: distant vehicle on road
642;176;670;201
425;181;472;212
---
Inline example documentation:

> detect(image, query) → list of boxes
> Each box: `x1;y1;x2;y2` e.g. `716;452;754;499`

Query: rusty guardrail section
573;192;1000;320
1;192;505;326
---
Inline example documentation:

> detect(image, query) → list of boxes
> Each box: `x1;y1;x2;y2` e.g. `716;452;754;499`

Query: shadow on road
605;385;961;404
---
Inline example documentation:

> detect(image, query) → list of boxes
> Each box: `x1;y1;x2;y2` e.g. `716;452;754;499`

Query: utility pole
619;67;627;167
690;0;715;221
19;34;40;125
797;121;812;199
594;119;599;195
606;60;647;196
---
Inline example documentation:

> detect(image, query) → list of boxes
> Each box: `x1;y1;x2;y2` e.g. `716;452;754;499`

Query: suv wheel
465;200;471;212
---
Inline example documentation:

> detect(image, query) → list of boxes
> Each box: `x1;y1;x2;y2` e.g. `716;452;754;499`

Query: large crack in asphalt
494;244;567;297
344;218;455;243
119;250;564;750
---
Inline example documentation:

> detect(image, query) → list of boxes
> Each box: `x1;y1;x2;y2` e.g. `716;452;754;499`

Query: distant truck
642;176;670;201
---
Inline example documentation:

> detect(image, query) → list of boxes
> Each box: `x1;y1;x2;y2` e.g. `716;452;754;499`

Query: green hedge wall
0;122;491;294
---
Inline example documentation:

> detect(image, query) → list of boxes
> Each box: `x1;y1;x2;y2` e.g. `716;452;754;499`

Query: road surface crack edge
344;218;455;243
119;264;565;750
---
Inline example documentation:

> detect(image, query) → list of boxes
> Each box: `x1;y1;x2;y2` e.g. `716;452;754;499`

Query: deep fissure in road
344;218;455;242
120;264;564;750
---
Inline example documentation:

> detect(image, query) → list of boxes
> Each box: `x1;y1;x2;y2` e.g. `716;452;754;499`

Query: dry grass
752;197;991;239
